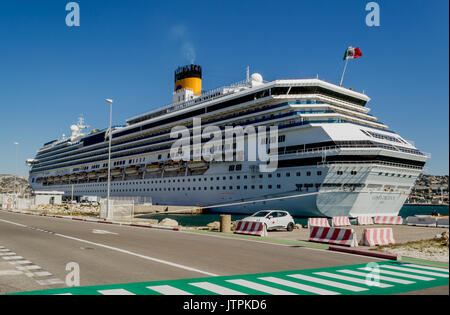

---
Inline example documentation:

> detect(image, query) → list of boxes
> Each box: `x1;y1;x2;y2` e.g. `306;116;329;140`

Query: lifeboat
125;166;139;174
77;172;87;180
146;163;161;173
69;174;77;180
97;170;108;178
111;168;123;177
88;171;97;179
188;160;208;170
164;161;181;172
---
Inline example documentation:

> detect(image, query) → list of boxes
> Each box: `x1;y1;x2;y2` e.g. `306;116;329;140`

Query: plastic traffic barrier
373;216;403;225
309;226;358;247
406;216;437;227
361;228;396;247
331;216;351;227
308;218;330;228
436;218;449;228
234;221;268;237
357;216;374;225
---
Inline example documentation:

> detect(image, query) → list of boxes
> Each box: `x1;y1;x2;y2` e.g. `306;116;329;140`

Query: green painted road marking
8;261;448;295
401;257;449;268
184;229;329;249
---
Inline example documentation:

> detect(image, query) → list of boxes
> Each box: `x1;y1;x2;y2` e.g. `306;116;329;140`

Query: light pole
13;142;19;196
105;99;113;220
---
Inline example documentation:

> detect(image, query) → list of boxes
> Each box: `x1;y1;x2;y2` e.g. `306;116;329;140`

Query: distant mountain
0;174;32;196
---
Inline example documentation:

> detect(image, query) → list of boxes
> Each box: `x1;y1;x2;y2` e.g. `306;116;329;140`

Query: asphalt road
0;211;447;295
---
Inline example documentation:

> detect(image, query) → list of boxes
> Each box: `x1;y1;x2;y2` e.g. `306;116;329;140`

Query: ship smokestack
174;64;202;95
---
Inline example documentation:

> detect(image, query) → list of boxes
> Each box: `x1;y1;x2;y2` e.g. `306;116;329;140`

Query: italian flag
343;47;363;60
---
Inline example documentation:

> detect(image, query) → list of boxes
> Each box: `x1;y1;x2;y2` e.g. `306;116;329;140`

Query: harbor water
138;205;449;227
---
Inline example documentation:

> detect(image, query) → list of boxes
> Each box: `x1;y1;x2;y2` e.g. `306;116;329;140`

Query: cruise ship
27;65;429;217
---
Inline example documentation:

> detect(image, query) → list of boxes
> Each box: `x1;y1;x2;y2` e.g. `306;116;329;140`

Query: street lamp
105;99;113;220
13;142;19;196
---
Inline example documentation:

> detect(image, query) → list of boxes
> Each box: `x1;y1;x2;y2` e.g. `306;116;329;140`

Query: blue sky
0;0;448;177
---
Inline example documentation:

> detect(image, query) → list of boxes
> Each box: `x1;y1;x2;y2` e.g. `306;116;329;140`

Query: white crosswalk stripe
314;272;393;288
0;270;23;276
2;256;23;260
358;267;435;281
98;289;135;295
226;279;297;295
288;274;368;292
147;285;193;295
379;265;449;278
190;282;247;295
259;277;340;295
0;252;16;256
338;270;415;285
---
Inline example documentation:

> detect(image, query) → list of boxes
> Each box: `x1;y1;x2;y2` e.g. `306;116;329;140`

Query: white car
242;210;295;232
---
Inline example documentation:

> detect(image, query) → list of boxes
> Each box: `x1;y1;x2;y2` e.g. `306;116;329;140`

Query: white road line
315;272;393;288
358;267;435;281
288;274;368;292
0;270;23;276
13;260;32;265
36;279;65;286
147;285;193;295
0;219;27;228
403;264;449;273
226;279;297;295
190;282;247;295
2;256;23;260
259;277;339;295
98;289;135;295
0;217;218;277
338;270;415;285
379;265;449;278
18;265;42;271
34;271;53;277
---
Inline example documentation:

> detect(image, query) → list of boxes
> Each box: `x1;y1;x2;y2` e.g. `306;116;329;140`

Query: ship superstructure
27;65;429;217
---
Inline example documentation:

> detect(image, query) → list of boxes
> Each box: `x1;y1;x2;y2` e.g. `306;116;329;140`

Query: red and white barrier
437;218;449;228
309;226;358;247
373;216;403;225
308;218;330;228
406;216;437;227
361;228;396;247
332;216;351;227
357;216;374;226
234;221;267;237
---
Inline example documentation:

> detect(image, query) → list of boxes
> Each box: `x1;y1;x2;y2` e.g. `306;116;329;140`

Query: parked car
242;210;295;232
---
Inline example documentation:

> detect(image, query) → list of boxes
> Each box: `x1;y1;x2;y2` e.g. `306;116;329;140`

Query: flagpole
340;58;349;87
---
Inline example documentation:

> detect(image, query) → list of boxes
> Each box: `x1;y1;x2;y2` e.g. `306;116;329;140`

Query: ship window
286;173;291;177
296;172;301;177
317;171;322;176
229;165;235;172
337;171;343;175
307;172;311;176
236;164;242;171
